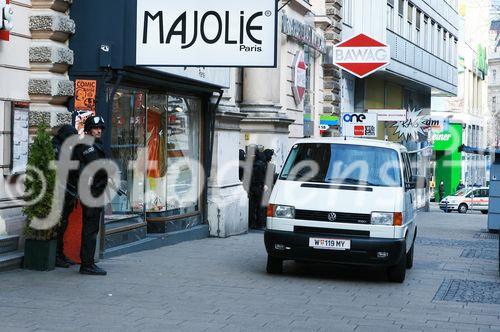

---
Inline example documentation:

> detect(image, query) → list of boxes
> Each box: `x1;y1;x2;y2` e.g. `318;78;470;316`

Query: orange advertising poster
75;80;97;111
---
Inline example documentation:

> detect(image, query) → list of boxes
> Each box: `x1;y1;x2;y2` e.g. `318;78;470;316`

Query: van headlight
371;212;403;226
267;204;295;219
371;212;394;226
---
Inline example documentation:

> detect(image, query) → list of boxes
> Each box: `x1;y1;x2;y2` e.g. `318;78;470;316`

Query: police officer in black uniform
52;125;79;268
75;116;108;276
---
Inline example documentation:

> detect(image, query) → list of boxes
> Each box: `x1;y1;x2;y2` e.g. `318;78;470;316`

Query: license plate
309;237;351;250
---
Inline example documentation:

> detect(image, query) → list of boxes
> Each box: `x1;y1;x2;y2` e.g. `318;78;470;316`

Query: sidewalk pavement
0;204;498;332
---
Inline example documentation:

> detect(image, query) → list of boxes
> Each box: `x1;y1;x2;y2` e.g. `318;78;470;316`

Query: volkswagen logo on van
327;212;337;222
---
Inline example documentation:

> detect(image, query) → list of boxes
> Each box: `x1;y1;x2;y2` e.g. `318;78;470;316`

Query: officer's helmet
84;116;106;133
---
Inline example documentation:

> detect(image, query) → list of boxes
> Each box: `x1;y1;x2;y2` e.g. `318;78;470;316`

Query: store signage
332;33;390;78
367;109;406;122
292;51;307;105
281;13;326;54
341;112;378;138
392;108;426;141
422;117;450;132
136;0;277;67
433;124;462;151
0;0;14;41
149;67;230;88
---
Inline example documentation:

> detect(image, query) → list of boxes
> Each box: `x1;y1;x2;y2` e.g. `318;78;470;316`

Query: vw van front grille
294;209;371;224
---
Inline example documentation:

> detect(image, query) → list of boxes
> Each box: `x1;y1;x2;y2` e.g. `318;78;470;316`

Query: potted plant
23;124;58;271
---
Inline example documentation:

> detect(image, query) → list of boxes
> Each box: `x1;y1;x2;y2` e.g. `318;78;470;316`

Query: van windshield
280;143;402;187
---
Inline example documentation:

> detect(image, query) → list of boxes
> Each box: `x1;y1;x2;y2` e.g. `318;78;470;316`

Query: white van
264;138;426;283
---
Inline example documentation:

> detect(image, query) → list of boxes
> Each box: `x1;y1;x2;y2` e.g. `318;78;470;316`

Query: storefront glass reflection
146;94;201;218
107;89;146;221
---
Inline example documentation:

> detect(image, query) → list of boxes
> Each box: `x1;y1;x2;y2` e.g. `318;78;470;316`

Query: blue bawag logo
142;10;265;52
343;113;366;123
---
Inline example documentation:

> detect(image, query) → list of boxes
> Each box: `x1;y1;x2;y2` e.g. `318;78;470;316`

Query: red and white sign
0;0;13;42
292;50;307;105
333;34;390;78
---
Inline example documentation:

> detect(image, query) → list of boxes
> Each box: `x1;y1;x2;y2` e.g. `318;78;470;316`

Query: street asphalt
0;204;498;332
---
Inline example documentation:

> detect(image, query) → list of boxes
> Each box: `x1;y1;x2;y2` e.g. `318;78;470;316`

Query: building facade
0;0;252;268
339;0;460;208
489;20;500;148
432;0;490;196
240;0;333;170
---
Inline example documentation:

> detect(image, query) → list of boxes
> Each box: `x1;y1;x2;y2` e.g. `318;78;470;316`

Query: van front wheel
266;255;283;274
387;245;406;283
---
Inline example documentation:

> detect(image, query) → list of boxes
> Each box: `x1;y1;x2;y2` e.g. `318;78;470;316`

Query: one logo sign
332;33;390;78
0;0;14;42
292;50;307;105
327;212;337;222
136;0;277;67
341;112;378;138
392;107;426;141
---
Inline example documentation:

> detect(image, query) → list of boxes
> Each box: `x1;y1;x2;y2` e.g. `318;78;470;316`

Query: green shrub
23;124;58;241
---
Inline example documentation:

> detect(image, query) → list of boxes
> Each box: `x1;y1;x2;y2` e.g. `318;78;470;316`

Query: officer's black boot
79;263;107;276
55;255;70;268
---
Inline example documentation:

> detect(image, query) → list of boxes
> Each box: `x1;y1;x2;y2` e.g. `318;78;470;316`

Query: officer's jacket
75;137;108;197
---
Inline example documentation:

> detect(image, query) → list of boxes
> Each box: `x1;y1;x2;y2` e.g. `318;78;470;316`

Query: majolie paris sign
136;0;277;67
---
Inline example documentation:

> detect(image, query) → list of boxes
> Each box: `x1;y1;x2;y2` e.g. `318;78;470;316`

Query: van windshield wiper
327;177;379;186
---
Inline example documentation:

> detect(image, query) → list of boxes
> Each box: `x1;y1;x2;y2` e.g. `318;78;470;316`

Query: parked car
439;187;489;214
264;138;426;283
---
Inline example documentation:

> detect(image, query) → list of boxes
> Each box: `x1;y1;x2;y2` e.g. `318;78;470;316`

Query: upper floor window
387;0;395;30
437;26;442;57
416;9;421;46
398;0;405;34
494;70;497;82
343;0;353;26
430;21;436;54
423;16;429;50
407;3;413;40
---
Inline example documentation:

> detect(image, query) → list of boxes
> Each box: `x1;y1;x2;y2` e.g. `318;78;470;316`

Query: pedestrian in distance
52;124;79;268
456;180;465;192
75;116;108;276
438;180;445;202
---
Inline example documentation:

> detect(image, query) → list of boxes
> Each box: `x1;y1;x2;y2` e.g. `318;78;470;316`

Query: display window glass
146;93;201;218
106;88;146;221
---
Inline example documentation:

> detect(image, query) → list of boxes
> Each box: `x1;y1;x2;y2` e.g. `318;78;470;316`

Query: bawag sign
136;0;277;67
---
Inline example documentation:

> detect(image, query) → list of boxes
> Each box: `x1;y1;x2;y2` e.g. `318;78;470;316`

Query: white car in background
439;187;489;214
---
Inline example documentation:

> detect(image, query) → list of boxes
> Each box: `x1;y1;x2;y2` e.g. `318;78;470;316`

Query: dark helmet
84;115;105;133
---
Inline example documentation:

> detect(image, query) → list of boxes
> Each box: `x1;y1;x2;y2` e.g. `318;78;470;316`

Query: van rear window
280;143;402;187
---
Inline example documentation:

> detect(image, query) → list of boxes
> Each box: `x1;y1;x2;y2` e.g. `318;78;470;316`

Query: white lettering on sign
136;0;277;67
335;47;390;63
433;133;451;141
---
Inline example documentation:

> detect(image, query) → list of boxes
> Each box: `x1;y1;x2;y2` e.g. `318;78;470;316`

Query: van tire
387;244;406;283
406;243;414;269
266;255;283;274
481;210;488;215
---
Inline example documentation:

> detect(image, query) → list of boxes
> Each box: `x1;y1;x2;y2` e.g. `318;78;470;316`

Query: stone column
207;69;249;237
240;68;294;170
28;0;75;129
323;0;343;137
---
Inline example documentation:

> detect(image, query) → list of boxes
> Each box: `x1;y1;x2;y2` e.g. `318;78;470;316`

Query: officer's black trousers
80;204;103;266
57;193;77;256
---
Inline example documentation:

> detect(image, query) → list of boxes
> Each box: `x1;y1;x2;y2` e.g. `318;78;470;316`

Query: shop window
166;95;201;216
108;89;146;220
146;94;201;217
